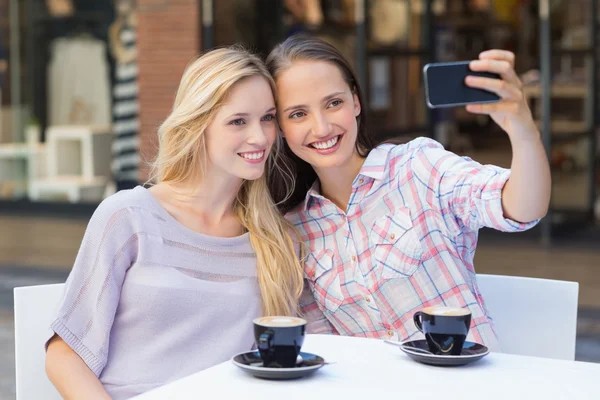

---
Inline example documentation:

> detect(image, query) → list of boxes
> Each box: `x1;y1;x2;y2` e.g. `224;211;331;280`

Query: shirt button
352;255;357;262
390;233;396;240
358;178;364;184
387;330;394;336
365;296;371;303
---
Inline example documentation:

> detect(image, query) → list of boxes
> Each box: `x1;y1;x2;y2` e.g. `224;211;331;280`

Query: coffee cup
253;316;307;368
413;306;472;356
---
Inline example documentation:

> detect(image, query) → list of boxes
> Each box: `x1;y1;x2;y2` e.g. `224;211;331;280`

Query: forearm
46;335;112;400
464;50;551;224
501;132;551;223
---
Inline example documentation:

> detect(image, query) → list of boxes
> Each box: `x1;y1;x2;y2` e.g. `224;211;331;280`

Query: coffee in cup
253;316;307;368
413;306;472;356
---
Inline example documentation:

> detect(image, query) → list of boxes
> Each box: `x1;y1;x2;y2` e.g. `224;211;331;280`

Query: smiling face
203;75;278;182
274;60;362;174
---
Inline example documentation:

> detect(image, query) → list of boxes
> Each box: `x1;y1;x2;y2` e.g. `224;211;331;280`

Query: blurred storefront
0;0;200;210
2;8;600;396
0;0;598;241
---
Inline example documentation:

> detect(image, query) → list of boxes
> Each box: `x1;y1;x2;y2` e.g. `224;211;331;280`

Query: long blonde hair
149;46;303;316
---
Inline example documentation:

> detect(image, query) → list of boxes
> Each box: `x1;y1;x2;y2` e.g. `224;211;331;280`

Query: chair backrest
14;283;65;400
476;274;579;361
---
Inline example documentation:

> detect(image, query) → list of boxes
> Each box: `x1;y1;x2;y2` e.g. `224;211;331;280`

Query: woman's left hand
465;50;539;142
466;50;551;223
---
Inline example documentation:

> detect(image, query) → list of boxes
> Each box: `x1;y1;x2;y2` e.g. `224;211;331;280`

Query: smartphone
423;61;501;109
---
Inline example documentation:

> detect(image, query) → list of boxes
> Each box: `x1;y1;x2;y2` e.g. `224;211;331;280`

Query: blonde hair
150;46;303;316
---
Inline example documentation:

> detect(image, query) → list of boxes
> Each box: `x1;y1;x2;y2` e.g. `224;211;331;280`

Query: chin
310;158;344;170
310;150;354;170
238;170;265;181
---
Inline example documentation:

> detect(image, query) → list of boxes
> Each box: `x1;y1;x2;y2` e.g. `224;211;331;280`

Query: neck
167;172;244;224
314;151;365;212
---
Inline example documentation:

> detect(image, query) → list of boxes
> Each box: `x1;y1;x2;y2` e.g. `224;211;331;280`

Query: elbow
505;189;551;223
504;202;549;224
537;203;550;221
522;204;549;223
533;191;552;221
526;200;550;222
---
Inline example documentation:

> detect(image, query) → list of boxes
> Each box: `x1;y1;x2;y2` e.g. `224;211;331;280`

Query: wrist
506;120;542;145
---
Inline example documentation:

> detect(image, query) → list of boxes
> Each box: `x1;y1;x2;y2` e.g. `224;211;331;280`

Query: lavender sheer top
46;186;261;399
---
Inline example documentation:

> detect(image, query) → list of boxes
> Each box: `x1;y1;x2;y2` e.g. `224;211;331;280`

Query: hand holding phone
424;50;539;145
423;61;501;109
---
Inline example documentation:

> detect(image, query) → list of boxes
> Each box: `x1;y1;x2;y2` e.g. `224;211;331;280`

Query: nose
311;112;331;138
246;123;269;148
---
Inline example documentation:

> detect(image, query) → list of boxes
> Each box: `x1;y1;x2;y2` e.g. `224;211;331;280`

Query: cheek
280;121;305;145
265;124;278;145
210;134;238;156
203;134;217;155
338;108;359;133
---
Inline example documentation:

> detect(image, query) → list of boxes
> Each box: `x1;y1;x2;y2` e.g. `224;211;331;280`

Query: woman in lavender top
45;46;305;399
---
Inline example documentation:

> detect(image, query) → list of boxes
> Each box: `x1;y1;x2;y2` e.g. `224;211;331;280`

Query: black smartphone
423;61;501;109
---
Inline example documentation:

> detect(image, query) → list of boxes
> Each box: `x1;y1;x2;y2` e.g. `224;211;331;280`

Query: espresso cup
413;306;472;356
253;316;307;368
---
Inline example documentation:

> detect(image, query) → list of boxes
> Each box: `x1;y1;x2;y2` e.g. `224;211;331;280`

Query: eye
262;114;276;122
229;118;245;126
289;111;306;119
327;99;343;108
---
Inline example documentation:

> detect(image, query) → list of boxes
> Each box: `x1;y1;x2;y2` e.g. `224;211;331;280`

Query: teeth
240;151;264;160
312;136;339;150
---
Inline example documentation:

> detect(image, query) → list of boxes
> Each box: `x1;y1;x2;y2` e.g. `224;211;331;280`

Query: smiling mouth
309;135;342;150
238;150;265;161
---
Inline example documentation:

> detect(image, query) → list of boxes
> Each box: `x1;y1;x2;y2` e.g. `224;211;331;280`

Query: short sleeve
410;139;539;233
46;200;138;377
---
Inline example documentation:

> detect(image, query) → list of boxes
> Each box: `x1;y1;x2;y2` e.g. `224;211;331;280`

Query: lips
238;150;266;164
309;135;341;150
238;150;265;160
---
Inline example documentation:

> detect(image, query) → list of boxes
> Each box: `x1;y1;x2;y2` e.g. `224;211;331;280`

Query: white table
134;334;599;400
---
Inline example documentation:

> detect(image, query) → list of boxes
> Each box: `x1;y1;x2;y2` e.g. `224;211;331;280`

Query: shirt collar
303;180;321;212
357;143;394;180
302;143;394;212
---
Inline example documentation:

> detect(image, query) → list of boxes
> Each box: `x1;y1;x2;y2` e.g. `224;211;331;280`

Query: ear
352;91;361;118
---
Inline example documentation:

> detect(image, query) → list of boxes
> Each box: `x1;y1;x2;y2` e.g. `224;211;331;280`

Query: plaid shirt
290;138;538;351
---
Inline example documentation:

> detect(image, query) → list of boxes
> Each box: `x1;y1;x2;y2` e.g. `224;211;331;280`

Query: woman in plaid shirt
266;36;551;351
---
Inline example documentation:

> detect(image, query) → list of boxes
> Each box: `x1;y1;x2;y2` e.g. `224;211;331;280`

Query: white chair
14;283;65;400
476;274;579;361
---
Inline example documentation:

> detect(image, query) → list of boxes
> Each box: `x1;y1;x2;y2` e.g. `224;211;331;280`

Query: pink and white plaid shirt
290;138;538;351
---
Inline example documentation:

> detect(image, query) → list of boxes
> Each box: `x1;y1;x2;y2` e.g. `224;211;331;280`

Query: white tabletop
134;334;599;400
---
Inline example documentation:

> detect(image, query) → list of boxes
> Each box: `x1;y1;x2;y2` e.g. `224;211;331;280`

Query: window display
0;0;144;205
109;0;139;191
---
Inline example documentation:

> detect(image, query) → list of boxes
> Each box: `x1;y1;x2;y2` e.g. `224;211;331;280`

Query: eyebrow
227;107;276;119
282;91;346;113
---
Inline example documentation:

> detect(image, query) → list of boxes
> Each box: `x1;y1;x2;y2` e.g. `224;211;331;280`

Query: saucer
399;340;490;366
232;351;326;380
